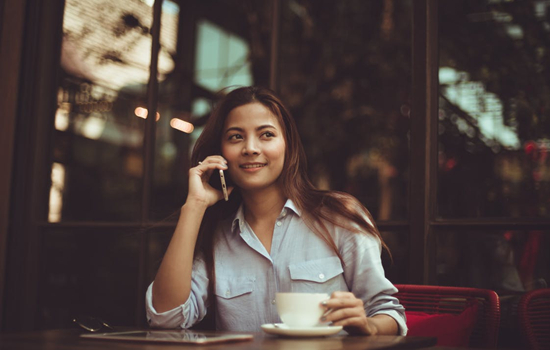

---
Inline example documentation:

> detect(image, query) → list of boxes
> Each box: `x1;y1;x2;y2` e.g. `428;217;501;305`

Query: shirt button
319;273;325;280
272;299;276;305
225;290;230;297
276;221;282;227
282;210;287;216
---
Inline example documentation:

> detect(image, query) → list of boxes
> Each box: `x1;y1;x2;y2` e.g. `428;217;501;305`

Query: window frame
4;0;550;332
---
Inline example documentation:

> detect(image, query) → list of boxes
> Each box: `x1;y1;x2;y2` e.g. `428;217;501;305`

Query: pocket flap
215;276;255;299
289;256;343;283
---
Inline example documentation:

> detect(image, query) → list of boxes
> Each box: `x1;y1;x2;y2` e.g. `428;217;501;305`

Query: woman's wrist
362;314;398;335
183;197;209;211
363;318;379;335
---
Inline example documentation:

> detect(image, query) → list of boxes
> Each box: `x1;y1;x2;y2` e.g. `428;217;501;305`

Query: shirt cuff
145;282;192;328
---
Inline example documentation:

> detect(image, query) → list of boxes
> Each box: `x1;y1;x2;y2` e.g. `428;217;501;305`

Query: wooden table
0;329;436;350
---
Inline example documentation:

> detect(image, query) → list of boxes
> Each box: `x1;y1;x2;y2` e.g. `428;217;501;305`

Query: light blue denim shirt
146;199;407;335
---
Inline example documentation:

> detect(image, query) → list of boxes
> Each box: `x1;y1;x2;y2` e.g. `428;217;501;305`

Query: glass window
50;0;163;221
146;229;172;283
37;229;140;329
279;0;412;221
438;0;550;218
436;229;549;293
381;231;409;284
436;228;549;349
194;19;253;91
151;0;271;219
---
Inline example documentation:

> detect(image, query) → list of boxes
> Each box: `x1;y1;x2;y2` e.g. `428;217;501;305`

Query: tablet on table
80;329;254;345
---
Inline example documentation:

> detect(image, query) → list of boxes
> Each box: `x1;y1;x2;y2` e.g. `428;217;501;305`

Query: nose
242;138;260;155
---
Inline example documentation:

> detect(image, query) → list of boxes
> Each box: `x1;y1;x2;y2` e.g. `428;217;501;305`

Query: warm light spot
55;103;71;131
135;107;148;119
135;107;160;121
48;162;66;222
81;113;106;140
170;118;194;133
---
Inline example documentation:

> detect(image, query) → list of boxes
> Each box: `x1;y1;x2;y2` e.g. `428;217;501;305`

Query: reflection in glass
48;163;66;223
50;0;176;221
194;19;253;91
438;0;550;218
279;0;412;221
61;0;174;91
437;230;549;293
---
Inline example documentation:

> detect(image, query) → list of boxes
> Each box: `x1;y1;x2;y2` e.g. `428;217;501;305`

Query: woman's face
221;102;286;193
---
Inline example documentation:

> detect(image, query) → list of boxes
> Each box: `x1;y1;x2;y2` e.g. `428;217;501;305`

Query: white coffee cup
275;292;330;328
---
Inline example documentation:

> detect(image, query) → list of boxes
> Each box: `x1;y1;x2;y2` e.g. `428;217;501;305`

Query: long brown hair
190;86;390;304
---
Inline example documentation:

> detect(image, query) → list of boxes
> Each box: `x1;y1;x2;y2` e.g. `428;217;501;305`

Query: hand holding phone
219;169;229;201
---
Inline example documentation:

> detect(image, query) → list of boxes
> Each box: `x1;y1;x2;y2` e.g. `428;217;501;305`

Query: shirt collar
231;204;246;233
231;199;301;234
284;199;301;217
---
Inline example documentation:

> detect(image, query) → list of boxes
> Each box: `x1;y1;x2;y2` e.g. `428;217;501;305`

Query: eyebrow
224;124;278;134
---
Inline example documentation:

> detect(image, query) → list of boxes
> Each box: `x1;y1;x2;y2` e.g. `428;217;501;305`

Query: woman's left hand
321;291;378;335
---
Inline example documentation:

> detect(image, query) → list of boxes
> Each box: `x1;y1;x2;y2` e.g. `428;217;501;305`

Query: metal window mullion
409;0;438;285
137;0;163;327
0;0;28;331
142;1;162;221
431;220;550;230
425;0;439;285
269;0;281;92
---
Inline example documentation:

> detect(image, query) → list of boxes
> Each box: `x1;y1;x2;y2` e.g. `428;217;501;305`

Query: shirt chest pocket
288;256;345;292
215;276;255;299
214;276;256;326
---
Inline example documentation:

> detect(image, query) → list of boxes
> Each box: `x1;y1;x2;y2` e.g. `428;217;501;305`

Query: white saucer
261;323;343;337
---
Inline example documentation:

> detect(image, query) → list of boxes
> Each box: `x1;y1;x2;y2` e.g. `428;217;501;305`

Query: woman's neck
241;186;287;226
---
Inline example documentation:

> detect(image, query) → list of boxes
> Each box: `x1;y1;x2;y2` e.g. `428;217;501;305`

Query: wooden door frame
0;0;29;331
1;0;65;331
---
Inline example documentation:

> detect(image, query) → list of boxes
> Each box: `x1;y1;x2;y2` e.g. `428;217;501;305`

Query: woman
146;86;407;335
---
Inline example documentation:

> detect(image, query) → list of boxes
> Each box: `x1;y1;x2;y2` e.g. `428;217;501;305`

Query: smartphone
219;169;229;201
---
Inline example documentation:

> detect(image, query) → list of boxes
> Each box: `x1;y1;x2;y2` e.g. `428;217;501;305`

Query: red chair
395;284;500;348
517;288;550;350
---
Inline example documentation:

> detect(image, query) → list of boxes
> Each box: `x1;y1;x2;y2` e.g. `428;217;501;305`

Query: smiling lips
240;163;267;169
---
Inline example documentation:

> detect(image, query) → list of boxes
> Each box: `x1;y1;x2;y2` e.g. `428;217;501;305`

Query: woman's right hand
187;155;233;207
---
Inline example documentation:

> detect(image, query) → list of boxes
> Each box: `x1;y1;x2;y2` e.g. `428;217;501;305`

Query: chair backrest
517;288;550;350
395;284;500;348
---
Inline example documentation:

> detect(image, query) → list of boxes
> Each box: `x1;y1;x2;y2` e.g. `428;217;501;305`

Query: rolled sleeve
145;282;190;328
145;258;210;329
368;294;408;336
339;230;408;336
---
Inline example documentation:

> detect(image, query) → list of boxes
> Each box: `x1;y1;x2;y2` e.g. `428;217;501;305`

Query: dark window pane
381;231;409;284
436;230;549;293
279;0;412;220
438;0;550;218
147;229;173;284
37;229;140;329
